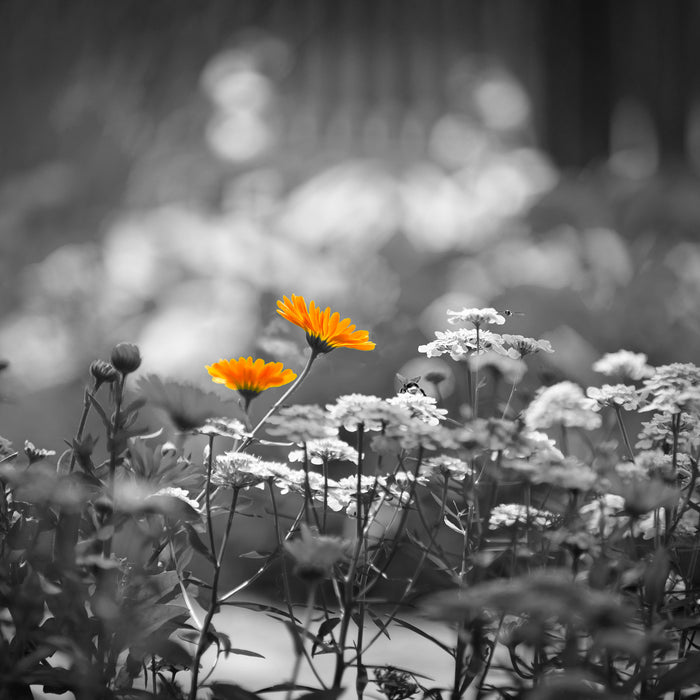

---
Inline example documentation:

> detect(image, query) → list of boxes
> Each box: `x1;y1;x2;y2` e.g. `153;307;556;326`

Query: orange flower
276;294;376;354
206;357;297;407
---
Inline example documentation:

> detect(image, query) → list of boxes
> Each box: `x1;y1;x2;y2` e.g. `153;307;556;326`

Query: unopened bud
90;360;119;389
110;343;142;375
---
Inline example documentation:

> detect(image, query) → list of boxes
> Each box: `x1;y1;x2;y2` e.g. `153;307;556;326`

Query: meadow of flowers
2;294;700;700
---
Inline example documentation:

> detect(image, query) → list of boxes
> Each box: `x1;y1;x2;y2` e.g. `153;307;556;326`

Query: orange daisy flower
276;294;376;354
206;357;297;407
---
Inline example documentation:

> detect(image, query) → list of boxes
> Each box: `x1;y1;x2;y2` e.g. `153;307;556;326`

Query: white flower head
150;486;200;513
212;452;278;489
500;334;555;358
420;454;473;481
387;392;448;426
586;384;642;411
419;328;519;361
593;350;653;381
288;437;358;465
327;394;412;432
524;381;602;430
579;494;627;537
489;503;557;530
446;307;506;327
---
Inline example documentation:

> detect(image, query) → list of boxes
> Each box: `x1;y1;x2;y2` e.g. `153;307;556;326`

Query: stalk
286;583;318;700
242;350;318;449
188;487;240;700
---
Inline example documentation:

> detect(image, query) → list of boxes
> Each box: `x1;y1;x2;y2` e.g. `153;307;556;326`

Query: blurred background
2;0;700;448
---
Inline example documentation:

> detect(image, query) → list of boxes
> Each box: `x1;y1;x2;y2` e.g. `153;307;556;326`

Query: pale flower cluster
327;394;412;432
524;381;602;430
266;404;337;442
586;384;642;411
592;350;653;381
639;363;700;415
212;452;283;489
446;307;506;327
489;503;557;530
288;437;358;465
419;328;519;361
387;392;448;426
420;454;473;481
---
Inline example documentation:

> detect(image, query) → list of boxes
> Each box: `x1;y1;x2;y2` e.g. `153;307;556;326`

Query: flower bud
110;343;142;375
90;359;118;389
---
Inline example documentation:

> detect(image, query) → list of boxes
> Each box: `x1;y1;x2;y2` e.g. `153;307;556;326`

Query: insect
504;309;525;317
396;373;426;396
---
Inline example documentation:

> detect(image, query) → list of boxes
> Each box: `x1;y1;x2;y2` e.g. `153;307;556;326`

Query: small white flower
387;393;448;426
327;394;412;432
593;350;653;381
586;384;642;411
212;452;278;489
446;307;506;327
524;381;602;430
150;486;200;512
421;455;473;481
489;503;557;530
288;437;358;465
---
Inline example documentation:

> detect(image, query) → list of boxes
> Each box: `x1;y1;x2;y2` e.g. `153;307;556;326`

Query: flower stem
333;425;366;689
188;487;240;700
103;373;125;559
286;583;318;700
614;405;635;461
242;350;318;449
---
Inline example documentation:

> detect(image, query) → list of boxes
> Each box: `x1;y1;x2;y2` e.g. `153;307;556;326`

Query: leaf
239;550;271;559
311;617;341;656
393;617;454;655
296;689;345;700
210;682;264;700
184;522;215;563
135;604;189;641
256;683;318;694
653;653;700;696
367;609;391;639
148;638;192;667
229;648;265;658
221;600;301;624
87;391;112;430
644;547;670;608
